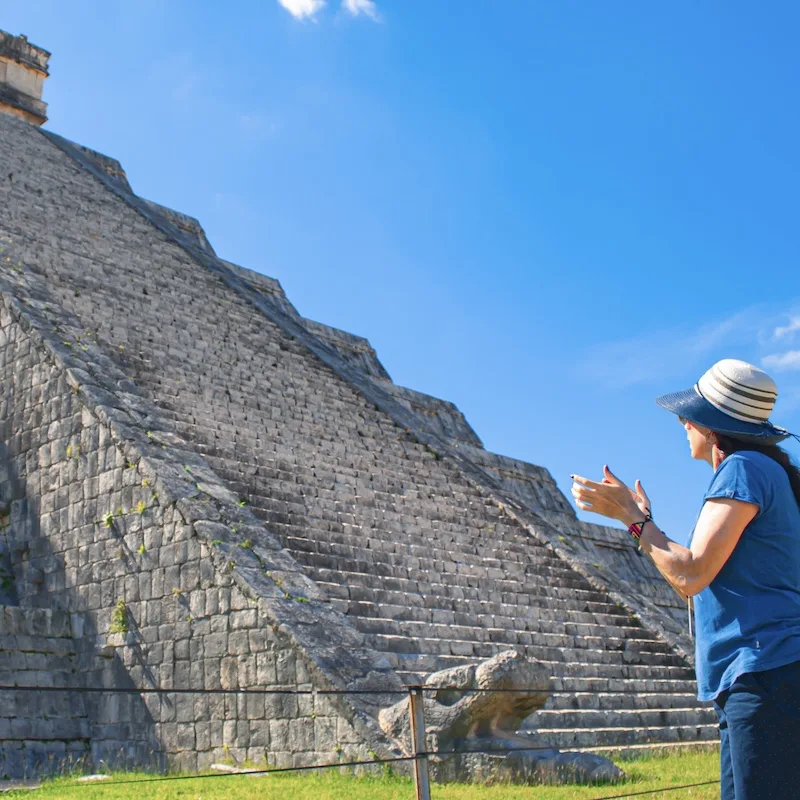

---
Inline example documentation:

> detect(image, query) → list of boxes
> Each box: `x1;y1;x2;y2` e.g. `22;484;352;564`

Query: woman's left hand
570;466;642;526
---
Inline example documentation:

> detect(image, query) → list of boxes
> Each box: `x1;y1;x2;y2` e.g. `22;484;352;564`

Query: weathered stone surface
380;652;550;752
380;652;623;784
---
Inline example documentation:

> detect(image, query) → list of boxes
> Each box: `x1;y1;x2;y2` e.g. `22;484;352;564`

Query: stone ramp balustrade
0;111;713;753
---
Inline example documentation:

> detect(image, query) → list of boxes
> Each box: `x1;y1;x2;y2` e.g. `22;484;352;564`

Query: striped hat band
696;360;778;425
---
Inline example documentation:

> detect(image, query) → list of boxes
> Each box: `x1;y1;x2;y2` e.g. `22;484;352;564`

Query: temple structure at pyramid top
0;28;713;779
0;30;49;125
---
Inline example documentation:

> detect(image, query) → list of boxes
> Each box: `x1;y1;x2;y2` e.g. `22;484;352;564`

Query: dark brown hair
715;433;800;508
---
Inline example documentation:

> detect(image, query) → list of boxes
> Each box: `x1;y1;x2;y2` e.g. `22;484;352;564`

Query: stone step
541;692;707;712
382;649;692;681
366;632;680;671
325;594;642;632
524;723;719;749
391;670;702;709
316;564;613;606
288;538;577;580
347;604;655;642
161;409;453;481
526;707;717;730
271;526;580;579
353;617;678;662
303;558;598;603
571;740;720;758
325;579;637;619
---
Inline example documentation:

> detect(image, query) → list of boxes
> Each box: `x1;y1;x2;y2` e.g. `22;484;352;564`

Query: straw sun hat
655;359;793;444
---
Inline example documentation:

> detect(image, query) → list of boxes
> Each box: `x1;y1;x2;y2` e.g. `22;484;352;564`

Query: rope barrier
586;780;720;799
58;753;720;797
0;682;715;797
70;754;418;788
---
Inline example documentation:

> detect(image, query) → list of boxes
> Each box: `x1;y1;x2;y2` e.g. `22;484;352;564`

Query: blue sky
5;1;800;540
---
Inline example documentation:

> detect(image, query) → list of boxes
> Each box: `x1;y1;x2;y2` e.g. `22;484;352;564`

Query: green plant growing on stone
425;444;441;461
171;587;183;597
142;478;150;487
211;540;222;547
268;572;284;589
239;540;253;550
237;499;247;507
136;501;146;514
102;512;114;528
137;543;147;555
109;599;128;634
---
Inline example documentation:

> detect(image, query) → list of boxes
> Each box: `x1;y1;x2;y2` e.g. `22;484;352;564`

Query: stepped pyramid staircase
0;110;717;755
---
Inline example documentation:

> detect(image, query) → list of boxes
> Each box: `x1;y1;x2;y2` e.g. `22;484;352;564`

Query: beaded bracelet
628;515;652;542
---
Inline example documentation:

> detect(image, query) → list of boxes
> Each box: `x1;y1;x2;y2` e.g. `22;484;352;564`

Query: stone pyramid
0;29;714;777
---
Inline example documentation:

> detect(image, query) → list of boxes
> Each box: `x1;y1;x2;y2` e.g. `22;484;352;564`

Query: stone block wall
0;606;89;778
0;287;398;774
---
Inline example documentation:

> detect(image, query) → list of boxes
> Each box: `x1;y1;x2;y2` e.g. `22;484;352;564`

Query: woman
571;359;800;800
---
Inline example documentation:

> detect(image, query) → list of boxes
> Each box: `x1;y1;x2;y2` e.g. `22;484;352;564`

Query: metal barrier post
408;687;431;800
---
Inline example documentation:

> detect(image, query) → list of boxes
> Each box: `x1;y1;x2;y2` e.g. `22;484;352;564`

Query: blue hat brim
655;386;792;444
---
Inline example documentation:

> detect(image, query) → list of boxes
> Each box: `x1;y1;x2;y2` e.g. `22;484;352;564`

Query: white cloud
763;351;800;372
343;0;380;20
774;316;800;340
277;0;325;19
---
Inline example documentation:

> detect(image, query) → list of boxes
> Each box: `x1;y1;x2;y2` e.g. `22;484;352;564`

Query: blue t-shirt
690;450;800;700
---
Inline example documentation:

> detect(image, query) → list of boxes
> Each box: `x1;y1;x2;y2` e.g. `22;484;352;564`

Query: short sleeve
703;452;769;511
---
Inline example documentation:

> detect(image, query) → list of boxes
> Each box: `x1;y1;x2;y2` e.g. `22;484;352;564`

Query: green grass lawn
8;749;720;800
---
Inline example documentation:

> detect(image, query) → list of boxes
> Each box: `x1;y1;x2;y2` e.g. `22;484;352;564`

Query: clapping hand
570;466;651;526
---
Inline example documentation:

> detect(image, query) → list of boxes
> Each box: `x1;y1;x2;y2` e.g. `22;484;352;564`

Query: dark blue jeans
713;660;800;799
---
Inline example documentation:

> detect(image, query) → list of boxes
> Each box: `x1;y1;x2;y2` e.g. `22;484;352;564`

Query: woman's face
680;417;714;462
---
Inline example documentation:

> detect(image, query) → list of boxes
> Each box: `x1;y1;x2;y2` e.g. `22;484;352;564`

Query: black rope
71;754;418;788
31;747;720;796
586;779;720;799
